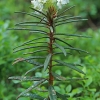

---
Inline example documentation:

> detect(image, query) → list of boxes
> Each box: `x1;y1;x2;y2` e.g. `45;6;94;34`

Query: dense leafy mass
0;0;100;100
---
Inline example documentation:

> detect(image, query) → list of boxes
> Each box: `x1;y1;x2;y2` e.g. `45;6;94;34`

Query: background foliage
0;0;100;100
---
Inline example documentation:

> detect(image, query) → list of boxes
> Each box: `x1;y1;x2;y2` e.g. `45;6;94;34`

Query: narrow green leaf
25;56;45;60
55;33;91;38
30;30;47;34
15;21;47;26
13;36;48;50
54;60;85;74
17;79;46;99
8;76;44;81
55;16;82;23
13;41;47;50
23;49;47;55
54;43;67;56
44;54;52;71
55;15;72;21
14;45;47;53
52;72;66;81
22;93;44;100
9;28;47;34
64;47;89;54
55;37;73;47
31;7;47;17
49;85;57;100
24;65;43;75
58;5;75;17
54;52;72;55
56;19;88;26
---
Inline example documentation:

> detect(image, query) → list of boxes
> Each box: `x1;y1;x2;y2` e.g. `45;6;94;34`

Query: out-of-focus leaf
44;54;52;71
12;58;24;65
54;43;66;56
26;60;41;65
24;65;43;75
22;93;44;100
8;76;45;81
66;85;72;93
56;92;69;100
54;60;85;74
17;79;46;99
49;85;57;100
52;72;66;81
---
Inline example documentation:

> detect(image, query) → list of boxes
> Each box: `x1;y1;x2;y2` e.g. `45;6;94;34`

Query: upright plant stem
49;26;54;85
47;6;56;86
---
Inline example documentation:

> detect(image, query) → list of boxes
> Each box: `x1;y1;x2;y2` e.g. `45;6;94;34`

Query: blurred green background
0;0;100;100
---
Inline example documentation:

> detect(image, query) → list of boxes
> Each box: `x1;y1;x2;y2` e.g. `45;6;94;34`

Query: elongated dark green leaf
44;54;52;71
54;43;66;56
54;60;85;74
55;16;82;23
13;36;48;50
25;56;45;60
65;77;88;81
31;7;47;17
15;21;47;26
23;49;47;55
56;19;87;26
8;76;44;81
54;52;72;55
52;72;66;81
64;47;89;54
17;79;46;99
55;15;72;21
22;93;44;100
49;85;57;100
56;92;68;100
58;5;75;17
54;33;91;38
24;65;43;75
30;30;47;34
55;37;73;47
9;28;47;34
13;41;47;50
16;23;46;27
14;45;47;53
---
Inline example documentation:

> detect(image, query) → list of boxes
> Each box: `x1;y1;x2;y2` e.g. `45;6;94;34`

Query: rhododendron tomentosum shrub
9;1;89;100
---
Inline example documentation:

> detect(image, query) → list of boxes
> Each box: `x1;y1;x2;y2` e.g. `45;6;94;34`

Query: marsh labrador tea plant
9;0;89;99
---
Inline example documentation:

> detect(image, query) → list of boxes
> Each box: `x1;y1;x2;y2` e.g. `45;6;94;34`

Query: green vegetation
0;0;100;100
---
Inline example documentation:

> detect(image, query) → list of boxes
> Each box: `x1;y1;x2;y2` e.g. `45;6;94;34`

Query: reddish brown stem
49;31;54;85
